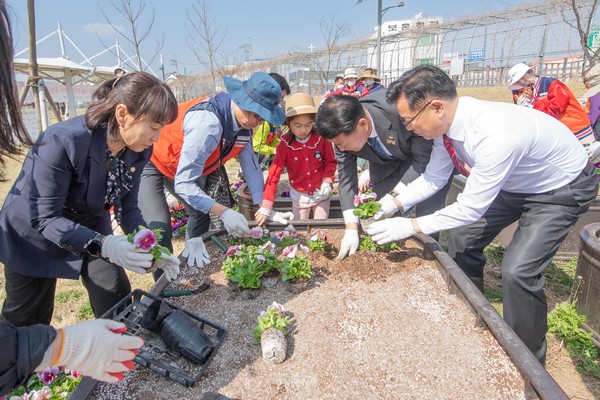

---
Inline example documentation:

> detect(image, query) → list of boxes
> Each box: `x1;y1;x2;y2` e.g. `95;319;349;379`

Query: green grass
545;258;577;298
55;289;85;304
77;301;94;320
484;287;503;315
549;301;600;378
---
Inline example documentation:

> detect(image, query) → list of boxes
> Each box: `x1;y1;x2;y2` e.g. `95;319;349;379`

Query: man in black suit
316;90;450;259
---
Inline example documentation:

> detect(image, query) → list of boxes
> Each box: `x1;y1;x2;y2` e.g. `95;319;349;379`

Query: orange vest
151;96;249;180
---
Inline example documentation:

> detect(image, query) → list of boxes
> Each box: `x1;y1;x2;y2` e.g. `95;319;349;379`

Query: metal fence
168;0;597;100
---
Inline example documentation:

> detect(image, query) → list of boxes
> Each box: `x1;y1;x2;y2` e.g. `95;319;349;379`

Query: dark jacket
335;89;433;211
0;322;56;396
0;116;149;279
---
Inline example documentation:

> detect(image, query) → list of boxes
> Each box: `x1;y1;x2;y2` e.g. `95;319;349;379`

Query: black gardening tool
161;282;210;298
210;235;228;253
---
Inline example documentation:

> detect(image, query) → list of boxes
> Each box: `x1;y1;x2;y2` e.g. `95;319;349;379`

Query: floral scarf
105;148;133;224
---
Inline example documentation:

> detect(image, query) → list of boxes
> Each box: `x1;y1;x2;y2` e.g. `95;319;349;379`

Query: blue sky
7;0;530;76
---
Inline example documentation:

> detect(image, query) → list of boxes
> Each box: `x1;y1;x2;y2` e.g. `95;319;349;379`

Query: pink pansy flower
364;192;377;201
31;387;51;400
277;230;289;239
255;255;266;263
259;241;276;253
309;230;320;241
70;370;82;379
354;194;362;207
282;245;298;258
37;366;59;385
132;229;157;251
268;301;285;314
226;245;243;257
251;227;264;239
299;244;310;254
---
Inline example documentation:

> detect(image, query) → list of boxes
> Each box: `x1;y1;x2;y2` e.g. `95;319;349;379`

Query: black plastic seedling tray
100;289;227;387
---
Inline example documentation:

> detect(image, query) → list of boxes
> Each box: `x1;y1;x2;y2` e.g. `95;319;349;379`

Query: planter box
73;223;567;400
235;183;343;221
572;223;600;346
446;175;600;260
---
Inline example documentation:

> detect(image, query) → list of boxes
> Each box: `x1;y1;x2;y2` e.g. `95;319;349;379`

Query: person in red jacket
508;63;594;143
255;93;337;225
325;68;369;100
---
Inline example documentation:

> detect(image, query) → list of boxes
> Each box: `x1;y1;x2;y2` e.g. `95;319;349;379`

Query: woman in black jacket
0;2;163;393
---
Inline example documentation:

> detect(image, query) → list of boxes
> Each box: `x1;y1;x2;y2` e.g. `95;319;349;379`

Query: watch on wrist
86;233;105;257
389;190;400;198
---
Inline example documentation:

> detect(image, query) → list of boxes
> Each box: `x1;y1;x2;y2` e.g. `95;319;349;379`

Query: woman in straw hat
361;68;384;94
255;93;337;225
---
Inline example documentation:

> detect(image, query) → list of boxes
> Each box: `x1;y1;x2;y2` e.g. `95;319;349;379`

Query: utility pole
27;0;42;135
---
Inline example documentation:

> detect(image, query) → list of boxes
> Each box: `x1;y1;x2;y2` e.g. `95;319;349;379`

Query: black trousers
447;162;598;364
1;255;131;327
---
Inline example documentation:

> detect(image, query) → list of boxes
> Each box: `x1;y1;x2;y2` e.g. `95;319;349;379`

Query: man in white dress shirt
368;65;598;365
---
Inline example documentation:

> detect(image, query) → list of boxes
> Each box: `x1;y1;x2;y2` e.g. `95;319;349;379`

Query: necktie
442;135;470;177
367;137;395;160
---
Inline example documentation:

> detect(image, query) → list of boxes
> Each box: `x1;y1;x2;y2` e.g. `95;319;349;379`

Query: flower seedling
280;244;313;281
127;226;172;260
276;228;299;248
359;236;398;252
252;302;291;342
222;243;280;289
353;192;381;219
306;229;328;252
6;366;82;400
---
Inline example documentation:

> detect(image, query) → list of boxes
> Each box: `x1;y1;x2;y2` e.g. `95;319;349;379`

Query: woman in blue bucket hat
139;72;292;271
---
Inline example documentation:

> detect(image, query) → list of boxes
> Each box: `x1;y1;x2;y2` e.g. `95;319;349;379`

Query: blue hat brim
223;76;286;125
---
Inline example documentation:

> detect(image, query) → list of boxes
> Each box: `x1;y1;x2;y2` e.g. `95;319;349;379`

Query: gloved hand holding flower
127;226;180;281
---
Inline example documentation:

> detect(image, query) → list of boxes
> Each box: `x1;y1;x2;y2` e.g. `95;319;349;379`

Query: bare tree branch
97;0;163;72
185;0;226;94
560;0;600;67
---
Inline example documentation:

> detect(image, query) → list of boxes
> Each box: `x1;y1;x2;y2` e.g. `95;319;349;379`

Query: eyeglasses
400;99;433;127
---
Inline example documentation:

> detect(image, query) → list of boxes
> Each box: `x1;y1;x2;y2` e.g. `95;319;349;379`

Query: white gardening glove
50;319;143;383
374;194;400;221
584;141;600;164
272;211;294;225
374;182;407;220
337;228;359;260
153;253;181;281
101;235;153;273
219;208;252;238
367;217;415;244
181;237;210;268
258;207;273;218
358;169;370;193
313;182;333;202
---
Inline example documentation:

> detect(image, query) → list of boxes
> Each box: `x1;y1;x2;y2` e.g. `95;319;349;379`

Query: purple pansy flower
255;255;266;263
37;366;59;385
299;244;310;254
251;227;264;239
132;229;157;251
